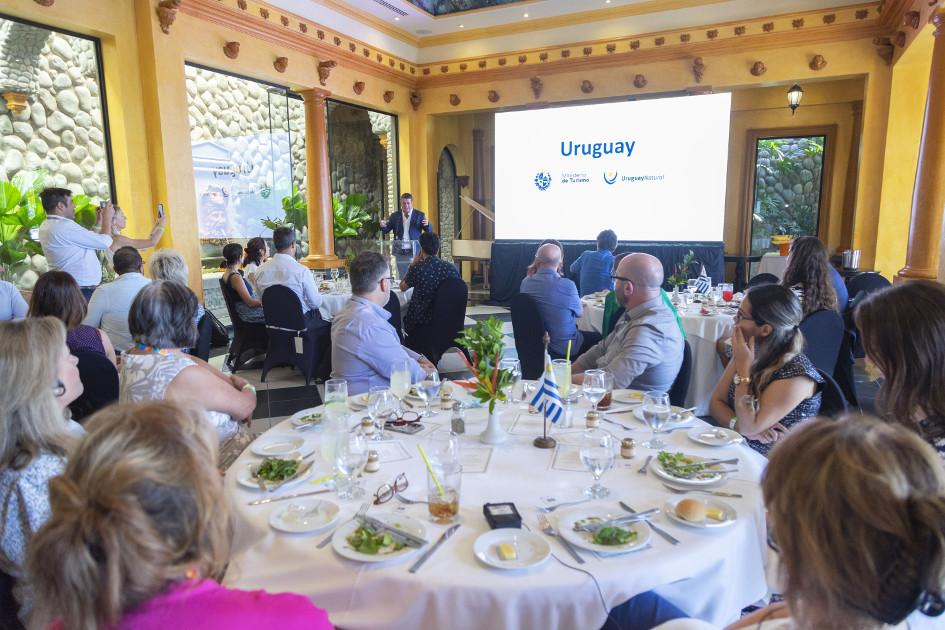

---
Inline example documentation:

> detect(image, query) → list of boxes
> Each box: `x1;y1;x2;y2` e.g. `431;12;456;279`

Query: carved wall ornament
561;49;571;58
692;57;706;83
299;23;308;33
581;47;591;56
410;91;422;110
479;60;487;68
377;54;383;62
855;9;869;19
410;67;416;74
633;74;647;88
654;37;665;46
734;26;746;36
317;30;324;39
400;63;405;70
363;48;370;57
706;29;718;39
317;60;337;86
792;18;805;28
680;33;691;43
487;90;500;103
763;22;774;32
606;44;616;53
156;0;181;34
872;36;894;63
630;40;640;50
823;14;836;24
539;52;548;61
441;65;449;73
498;58;507;66
273;57;288;73
281;16;289;27
530;76;543;99
809;54;827;71
353;81;365;95
223;42;240;59
388;59;395;67
422;68;430;75
383;91;394;103
334;36;342;46
580;80;594;94
259;8;269;19
519;55;527;63
237;0;246;9
459;63;467;71
449;94;460;107
895;31;906;46
33;0;55;5
750;61;767;76
349;43;356;52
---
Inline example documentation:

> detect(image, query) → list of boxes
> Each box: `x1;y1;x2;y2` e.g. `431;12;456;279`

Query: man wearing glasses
331;251;434;395
573;253;683;391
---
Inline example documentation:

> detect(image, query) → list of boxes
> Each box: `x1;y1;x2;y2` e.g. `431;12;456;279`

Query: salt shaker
364;451;380;473
585;410;600;428
450;401;466;434
620;438;636;459
360;417;374;437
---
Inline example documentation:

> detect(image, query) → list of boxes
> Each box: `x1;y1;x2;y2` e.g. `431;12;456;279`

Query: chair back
218;277;243;324
816;367;849;418
69;349;119;423
511;293;547;380
747;272;779;288
260;285;326;386
385;292;404;342
262;284;307;331
668;340;692;407
846;272;891;298
832;328;859;409
187;313;213;361
217;278;268;373
799;308;844;375
425;277;469;365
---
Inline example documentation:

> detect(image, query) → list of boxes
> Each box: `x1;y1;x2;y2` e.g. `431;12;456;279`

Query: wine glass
367;386;397;440
324;378;348;404
335;433;369;500
579;428;616;498
389;358;412;412
583;369;607;413
641;391;672;449
417;367;441;417
498;358;521;405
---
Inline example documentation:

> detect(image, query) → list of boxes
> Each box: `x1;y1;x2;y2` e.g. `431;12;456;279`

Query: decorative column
472;128;485;239
839;101;863;251
299;88;342;269
898;10;945;281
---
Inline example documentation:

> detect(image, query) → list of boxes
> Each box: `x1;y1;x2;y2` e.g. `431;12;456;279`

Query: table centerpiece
455;317;515;444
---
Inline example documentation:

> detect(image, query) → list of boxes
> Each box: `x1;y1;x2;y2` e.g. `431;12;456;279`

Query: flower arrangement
455;317;514;414
666;249;697;288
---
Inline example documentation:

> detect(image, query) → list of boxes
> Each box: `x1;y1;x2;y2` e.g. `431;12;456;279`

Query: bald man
573;253;683;391
519;243;601;359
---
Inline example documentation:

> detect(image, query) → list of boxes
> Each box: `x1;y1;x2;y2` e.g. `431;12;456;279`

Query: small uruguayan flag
530;353;564;423
694;264;711;294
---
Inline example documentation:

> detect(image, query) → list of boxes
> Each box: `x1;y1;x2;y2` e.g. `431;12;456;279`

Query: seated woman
709;284;822;456
27;401;333;629
221;243;265;323
781;235;840;316
242;236;268;296
119;281;256;442
148;249;205;324
854;279;945;459
28;271;117;366
106;204;165;265
0;280;27;322
0;317;83;623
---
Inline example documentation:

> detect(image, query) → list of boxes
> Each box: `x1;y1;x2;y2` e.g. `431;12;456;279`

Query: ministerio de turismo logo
534;171;552;191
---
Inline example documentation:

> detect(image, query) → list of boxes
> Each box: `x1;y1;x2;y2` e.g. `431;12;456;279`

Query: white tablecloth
757;253;788;281
224;397;768;630
576;301;734;415
319;288;412;322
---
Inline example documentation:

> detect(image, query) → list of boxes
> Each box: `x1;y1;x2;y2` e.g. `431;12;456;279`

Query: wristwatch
733;373;751;386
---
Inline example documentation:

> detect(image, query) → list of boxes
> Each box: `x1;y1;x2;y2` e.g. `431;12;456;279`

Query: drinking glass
417;366;441;417
389;358;412;412
367;386;397;440
324;378;348;404
579;428;616;498
551;359;571;398
641;391;672;449
335;433;369;500
427;463;462;524
320;404;349;487
720;282;734;303
498;358;521;405
425;432;461;468
686;279;698;295
583;369;608;412
682;290;694;311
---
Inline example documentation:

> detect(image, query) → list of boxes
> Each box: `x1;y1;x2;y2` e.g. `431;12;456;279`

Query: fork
637;455;653;475
317;502;369;548
600;417;633;432
395;494;428;505
537;514;585;564
661;483;743;499
538;497;593;513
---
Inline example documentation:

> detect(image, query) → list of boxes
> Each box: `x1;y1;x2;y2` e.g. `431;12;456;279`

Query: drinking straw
566;340;572;362
417;444;445;497
309;473;337;485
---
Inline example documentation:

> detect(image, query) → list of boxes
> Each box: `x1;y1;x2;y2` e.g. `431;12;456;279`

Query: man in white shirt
254;226;323;323
37;187;114;301
84;246;151;353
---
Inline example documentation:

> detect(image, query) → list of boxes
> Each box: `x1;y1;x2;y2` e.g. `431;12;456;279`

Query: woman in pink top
26;401;333;630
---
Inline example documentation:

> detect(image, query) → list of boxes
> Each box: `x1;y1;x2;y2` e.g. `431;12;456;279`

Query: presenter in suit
381;193;432;279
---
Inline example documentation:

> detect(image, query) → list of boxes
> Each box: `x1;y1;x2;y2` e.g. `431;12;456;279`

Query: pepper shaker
620;438;636;459
450;401;466;434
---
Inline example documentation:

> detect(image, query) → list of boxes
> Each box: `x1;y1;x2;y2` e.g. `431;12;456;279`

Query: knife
573;508;660;532
247;487;332;506
408;524;460;573
619;501;680;546
360;515;428;548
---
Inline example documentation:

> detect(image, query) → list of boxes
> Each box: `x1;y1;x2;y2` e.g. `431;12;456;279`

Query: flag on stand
694;264;711;294
530;352;564;423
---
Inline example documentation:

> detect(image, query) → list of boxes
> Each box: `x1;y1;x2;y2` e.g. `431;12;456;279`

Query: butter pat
497;543;517;561
706;506;725;521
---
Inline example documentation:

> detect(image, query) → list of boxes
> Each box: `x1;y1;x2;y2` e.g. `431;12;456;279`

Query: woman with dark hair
221;243;264;323
709;284;823;456
242;236;268;295
29;271;117;366
782;236;844;315
854;280;945;459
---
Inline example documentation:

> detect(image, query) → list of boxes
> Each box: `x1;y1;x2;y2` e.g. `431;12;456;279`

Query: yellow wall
874;26;935;279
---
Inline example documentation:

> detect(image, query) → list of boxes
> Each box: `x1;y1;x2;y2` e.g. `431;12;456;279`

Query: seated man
254;226;323;326
401;231;460;348
573;253;683;392
570;229;617;296
520;243;600;360
331;252;432;395
84;246;151;352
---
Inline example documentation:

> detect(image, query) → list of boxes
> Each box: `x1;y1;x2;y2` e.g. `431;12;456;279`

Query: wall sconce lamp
787;84;804;115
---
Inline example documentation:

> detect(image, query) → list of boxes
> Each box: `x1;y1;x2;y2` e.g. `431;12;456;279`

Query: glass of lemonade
389;358;412;412
427;463;462;524
551;359;571;398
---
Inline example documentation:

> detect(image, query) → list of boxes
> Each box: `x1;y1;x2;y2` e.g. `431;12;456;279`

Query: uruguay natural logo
604;171;618;185
534;172;552;191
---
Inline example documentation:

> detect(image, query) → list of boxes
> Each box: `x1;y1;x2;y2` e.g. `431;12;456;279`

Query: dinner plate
473;529;551;571
632;406;696;430
332;513;427;563
663;497;737;529
686;426;743;447
612;389;645;405
556;507;652;554
236;459;313;490
250;434;313;458
348;394;369;409
269;498;340;534
650;453;725;487
290;408;323;428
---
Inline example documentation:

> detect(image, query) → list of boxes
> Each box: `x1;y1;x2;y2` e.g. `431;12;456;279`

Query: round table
576;301;734;416
318;288;412;322
223;395;768;630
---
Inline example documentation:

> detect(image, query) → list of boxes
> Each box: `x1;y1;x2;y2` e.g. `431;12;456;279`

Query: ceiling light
395;17;399;21
459;24;464;28
523;13;529;18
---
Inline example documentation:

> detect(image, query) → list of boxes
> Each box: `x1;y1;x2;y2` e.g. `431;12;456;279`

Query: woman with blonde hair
0;317;84;622
27;401;332;629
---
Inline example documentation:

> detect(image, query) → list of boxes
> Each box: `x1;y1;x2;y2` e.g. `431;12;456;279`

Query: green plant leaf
0;181;21;214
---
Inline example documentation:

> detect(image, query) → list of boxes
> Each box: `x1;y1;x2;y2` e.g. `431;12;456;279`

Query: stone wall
752;137;824;248
327;101;387;217
0;23;110;199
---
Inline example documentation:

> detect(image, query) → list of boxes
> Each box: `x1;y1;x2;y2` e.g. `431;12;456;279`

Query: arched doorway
436;148;459;261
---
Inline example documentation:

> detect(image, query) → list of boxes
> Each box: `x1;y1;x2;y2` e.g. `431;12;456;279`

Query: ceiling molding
299;0;421;47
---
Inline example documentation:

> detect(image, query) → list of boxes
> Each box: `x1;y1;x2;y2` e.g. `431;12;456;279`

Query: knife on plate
573;508;660;532
247;487;332;506
408;524;460;573
359;515;428;548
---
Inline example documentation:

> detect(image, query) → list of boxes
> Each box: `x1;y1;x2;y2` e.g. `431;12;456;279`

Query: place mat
508;413;565;436
370;440;412;463
550;443;586;473
460;446;493;474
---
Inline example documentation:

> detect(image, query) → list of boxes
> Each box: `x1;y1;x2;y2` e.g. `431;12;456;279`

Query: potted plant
454;317;514;444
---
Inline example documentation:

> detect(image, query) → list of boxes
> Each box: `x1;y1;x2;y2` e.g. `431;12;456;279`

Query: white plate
332;513;427;563
236;459;314;490
290;408;323;428
686;426;743;447
473;529;551;571
663;497;737;529
650;453;725;487
348;393;369;409
632;406;696;430
556;507;652;554
612;389;645;405
269;498;340;534
250;435;313;458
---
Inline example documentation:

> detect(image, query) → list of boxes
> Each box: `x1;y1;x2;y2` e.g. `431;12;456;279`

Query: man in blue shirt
570;229;617;296
520;244;601;359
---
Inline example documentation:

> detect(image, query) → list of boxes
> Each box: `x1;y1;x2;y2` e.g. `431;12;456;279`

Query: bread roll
676;498;707;522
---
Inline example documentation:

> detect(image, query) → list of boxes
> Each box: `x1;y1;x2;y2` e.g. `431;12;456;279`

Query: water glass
425;432;461;468
417;367;441;417
583;369;608;412
579;428;616;498
367;386;397;440
325;378;348;404
389;358;412;411
335;433;369;500
551;359;571;398
641;391;672;449
427;463;462;524
498;358;521;405
320;405;349;486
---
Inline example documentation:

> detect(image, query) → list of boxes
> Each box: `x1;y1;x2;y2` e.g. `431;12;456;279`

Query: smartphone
99;201;107;209
383;421;424;435
157;203;164;219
